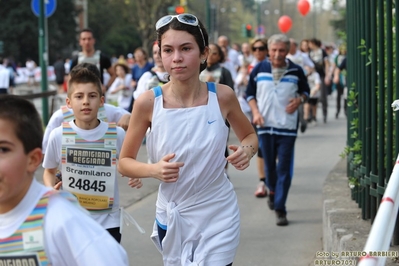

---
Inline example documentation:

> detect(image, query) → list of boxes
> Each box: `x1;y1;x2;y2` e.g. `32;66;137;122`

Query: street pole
257;1;261;31
39;0;49;124
206;0;210;33
313;0;317;37
83;0;88;28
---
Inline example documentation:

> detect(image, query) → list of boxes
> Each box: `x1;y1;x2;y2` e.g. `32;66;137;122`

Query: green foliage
350;118;358;130
341;71;362;188
0;0;142;63
240;0;257;10
358;39;372;66
0;0;77;64
87;0;141;57
340;86;361;162
329;2;346;41
348;176;360;189
346;85;357;107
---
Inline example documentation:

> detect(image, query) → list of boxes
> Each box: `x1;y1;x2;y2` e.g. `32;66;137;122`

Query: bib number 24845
68;177;106;192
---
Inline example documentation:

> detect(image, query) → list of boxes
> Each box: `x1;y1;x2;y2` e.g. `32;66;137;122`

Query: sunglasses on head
155;13;206;48
252;46;266;52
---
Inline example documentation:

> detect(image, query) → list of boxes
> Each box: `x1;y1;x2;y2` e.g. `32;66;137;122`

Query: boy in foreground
0;95;129;265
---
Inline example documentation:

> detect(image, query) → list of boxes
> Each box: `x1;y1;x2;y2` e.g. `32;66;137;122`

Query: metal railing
346;0;399;244
358;133;399;265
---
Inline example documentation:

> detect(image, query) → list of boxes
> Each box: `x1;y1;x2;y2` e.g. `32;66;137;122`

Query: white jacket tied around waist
151;175;239;266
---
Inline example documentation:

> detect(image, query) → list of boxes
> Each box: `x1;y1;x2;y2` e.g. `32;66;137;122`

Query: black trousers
107;227;122;243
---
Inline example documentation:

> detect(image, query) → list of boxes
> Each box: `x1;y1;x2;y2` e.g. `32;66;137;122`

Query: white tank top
147;82;229;204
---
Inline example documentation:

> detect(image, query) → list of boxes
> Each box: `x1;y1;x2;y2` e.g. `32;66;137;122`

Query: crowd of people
0;12;347;266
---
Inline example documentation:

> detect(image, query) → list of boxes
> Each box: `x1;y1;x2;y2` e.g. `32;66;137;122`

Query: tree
0;0;77;65
329;4;346;42
86;0;175;58
47;1;78;64
87;0;141;58
127;0;176;54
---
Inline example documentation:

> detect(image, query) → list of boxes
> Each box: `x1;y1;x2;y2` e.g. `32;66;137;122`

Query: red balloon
278;15;293;33
297;0;311;16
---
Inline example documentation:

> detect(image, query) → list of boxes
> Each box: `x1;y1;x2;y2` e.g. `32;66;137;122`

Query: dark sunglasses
252;46;266;52
155;13;205;47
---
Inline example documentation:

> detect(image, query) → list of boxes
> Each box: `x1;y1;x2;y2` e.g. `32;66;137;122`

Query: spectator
332;44;347;119
304;68;322;125
106;63;133;111
127;47;154;112
248;38;268;73
64;58;71;75
200;43;234;88
308;38;330;123
134;41;169;100
218;35;240;74
0;58;10;94
53;56;66;94
247;37;269;199
239;42;254;67
3;58;17;94
235;61;251;120
333;54;348;117
25;57;36;87
287;38;315;133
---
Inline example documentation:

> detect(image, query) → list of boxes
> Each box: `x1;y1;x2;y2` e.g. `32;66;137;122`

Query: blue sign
257;25;265;35
31;0;57;18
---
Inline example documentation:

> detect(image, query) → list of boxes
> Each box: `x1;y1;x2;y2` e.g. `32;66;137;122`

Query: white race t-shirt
42;120;125;229
0;179;129;266
106;74;133;110
134;71;168;100
42;104;129;154
308;71;322;99
287;50;315;71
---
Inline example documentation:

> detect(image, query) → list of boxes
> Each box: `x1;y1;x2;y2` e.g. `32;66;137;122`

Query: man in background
70;28;115;93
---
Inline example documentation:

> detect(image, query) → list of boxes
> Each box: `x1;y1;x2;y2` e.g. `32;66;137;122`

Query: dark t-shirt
338;57;346;71
53;60;65;83
309;48;328;78
338;57;347;86
131;62;154;82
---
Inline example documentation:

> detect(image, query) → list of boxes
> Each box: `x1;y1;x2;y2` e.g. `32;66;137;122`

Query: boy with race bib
0;95;129;266
42;63;142;243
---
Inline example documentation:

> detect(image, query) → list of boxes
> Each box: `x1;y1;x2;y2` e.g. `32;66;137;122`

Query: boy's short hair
0;95;43;154
68;63;102;97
